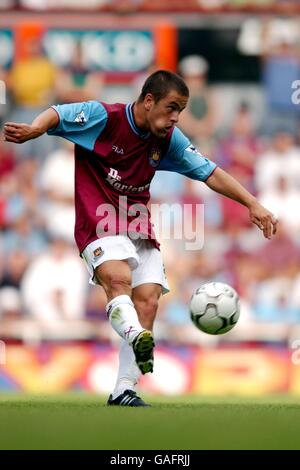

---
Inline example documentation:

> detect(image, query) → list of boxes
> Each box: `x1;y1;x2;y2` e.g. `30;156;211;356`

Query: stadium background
1;0;300;397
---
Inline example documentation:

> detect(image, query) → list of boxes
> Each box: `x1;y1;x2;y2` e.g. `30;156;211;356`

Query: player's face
145;90;188;137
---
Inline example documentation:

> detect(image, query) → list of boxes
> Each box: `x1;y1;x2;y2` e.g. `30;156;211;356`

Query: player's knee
109;276;132;298
94;261;133;300
100;274;132;299
135;296;159;331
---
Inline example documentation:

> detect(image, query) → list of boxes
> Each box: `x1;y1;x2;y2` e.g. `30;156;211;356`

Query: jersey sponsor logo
106;168;150;194
75;111;87;125
149;149;161;167
112;145;124;155
108;168;121;181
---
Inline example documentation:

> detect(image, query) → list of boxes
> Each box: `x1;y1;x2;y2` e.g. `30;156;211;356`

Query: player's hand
248;201;278;240
3;122;42;143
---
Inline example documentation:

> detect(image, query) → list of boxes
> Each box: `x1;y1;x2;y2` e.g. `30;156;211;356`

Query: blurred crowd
1;19;300;346
1;0;300;12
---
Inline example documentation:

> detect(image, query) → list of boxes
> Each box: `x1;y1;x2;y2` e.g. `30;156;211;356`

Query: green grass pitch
0;394;300;449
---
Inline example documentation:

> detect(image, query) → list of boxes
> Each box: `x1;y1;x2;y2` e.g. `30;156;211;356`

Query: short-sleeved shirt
48;101;216;253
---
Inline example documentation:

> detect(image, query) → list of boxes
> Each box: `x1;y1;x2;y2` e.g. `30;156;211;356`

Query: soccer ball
189;282;240;335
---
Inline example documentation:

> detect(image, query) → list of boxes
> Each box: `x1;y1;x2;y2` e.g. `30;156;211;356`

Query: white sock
112;339;141;399
106;294;144;345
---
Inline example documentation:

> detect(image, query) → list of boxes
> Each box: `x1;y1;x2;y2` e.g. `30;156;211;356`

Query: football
189;282;240;335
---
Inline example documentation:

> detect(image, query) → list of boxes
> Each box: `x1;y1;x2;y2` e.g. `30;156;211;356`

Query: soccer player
3;70;277;407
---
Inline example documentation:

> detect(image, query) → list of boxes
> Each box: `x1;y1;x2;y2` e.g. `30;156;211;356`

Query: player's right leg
81;236;155;376
94;260;154;407
95;260;141;341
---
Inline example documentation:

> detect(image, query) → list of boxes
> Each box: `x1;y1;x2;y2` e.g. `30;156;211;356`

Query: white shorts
81;235;169;295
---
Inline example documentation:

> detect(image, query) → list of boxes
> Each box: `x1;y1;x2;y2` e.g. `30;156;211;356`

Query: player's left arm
158;126;277;240
205;166;277;240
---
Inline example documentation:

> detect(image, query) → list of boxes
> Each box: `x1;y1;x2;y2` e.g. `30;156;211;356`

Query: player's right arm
3;108;59;143
3;101;108;149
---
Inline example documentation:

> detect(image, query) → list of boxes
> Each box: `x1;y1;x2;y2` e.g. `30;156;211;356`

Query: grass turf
0;393;300;449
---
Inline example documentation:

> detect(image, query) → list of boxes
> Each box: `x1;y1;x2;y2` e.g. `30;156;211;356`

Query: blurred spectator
0;197;5;228
0;287;22;320
221;196;251;234
150;170;185;202
227;250;266;299
2;215;47;256
0;67;9;125
291;271;300;310
216;103;262;193
39;141;75;242
112;0;146;13
0;140;16;181
179;178;204;228
19;0;148;10
0;0;17;9
259;176;300;234
178;55;217;154
5;158;44;232
0;249;28;320
8;38;56;108
255;224;300;278
21;238;87;323
85;286;107;321
187;179;223;230
260;19;300;135
20;0;111;9
255;130;300;192
0;250;28;289
7;36;59;158
253;276;300;324
56;42;104;103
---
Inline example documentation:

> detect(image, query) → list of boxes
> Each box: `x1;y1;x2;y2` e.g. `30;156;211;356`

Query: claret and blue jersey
48;100;217;253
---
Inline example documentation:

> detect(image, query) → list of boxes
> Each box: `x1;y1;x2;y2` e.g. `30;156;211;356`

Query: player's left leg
132;283;161;331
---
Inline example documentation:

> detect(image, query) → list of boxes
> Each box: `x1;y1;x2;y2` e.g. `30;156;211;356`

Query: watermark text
95;197;205;251
291;80;300;105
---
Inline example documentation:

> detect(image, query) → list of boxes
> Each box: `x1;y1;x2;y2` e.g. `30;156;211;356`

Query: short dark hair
138;70;189;103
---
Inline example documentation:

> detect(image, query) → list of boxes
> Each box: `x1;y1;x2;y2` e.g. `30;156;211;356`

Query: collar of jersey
126;103;150;139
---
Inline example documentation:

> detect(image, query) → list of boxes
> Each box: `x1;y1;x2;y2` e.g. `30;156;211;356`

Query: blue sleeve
158;127;217;181
47;101;108;151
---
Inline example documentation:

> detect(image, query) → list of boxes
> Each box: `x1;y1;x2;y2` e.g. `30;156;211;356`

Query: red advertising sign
1;344;299;395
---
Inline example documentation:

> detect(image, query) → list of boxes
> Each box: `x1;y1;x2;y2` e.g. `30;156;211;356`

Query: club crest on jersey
75;111;87;125
93;247;104;258
149;149;161;167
